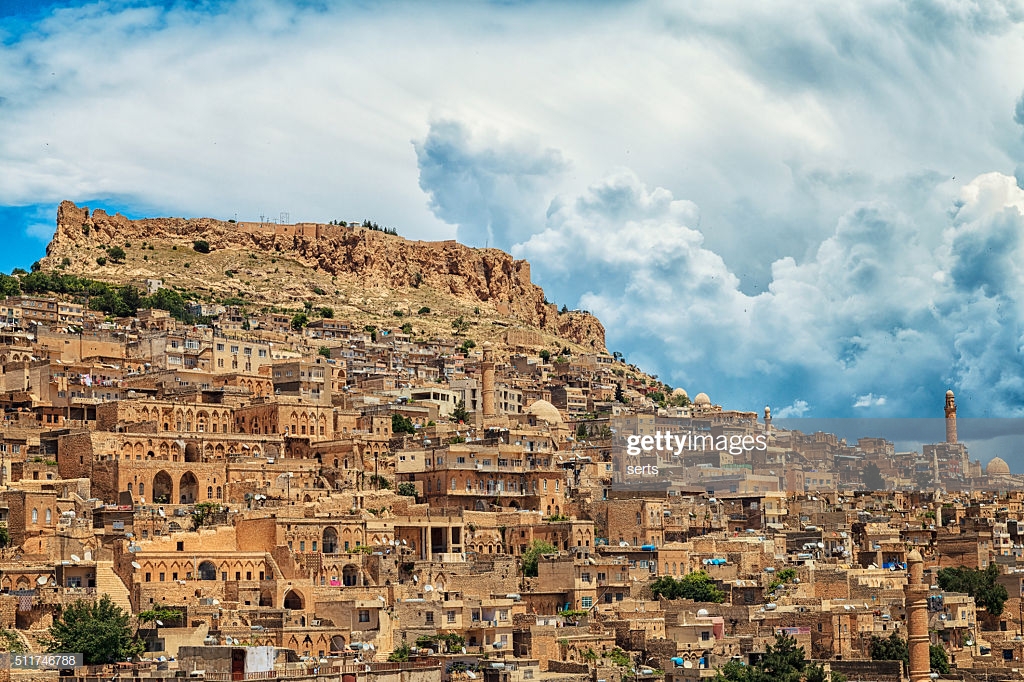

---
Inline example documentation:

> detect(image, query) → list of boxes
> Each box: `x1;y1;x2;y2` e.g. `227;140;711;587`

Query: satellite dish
412;575;418;583
424;584;433;592
70;554;80;562
212;599;219;605
131;561;142;570
684;660;693;669
84;551;92;561
156;620;163;626
158;508;166;517
377;595;386;602
37;576;48;585
401;539;407;545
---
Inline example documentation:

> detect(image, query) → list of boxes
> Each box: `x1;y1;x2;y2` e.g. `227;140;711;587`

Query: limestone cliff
44;201;606;351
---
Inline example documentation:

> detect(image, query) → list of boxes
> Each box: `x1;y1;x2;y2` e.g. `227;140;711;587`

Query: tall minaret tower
481;342;496;418
945;389;958;445
904;550;930;682
764;406;772;438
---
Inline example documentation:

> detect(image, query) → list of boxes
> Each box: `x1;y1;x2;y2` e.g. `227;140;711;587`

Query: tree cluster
650;572;726;603
937;563;1008;615
521;540;557;577
869;632;949;674
392;413;416;434
44;595;143;665
10;271;196;322
716;634;844;682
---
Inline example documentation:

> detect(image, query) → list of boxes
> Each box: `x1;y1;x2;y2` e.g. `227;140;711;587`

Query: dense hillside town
0;212;1023;682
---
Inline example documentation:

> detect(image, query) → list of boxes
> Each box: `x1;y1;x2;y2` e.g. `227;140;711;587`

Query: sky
4;0;1024;449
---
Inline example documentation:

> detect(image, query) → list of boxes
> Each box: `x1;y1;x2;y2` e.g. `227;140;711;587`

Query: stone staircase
94;561;132;612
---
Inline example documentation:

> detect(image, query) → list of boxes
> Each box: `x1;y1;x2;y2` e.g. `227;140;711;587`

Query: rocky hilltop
43;201;605;351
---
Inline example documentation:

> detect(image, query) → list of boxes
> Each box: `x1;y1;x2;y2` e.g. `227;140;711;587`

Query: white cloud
3;1;1024;416
774;400;811;418
854;394;887;408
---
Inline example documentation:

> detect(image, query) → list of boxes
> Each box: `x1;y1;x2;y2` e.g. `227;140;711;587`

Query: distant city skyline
3;1;1024;420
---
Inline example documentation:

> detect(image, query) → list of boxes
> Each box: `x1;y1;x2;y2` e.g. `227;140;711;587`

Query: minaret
764;405;772;437
945;389;957;445
481;342;496;418
904;550;930;682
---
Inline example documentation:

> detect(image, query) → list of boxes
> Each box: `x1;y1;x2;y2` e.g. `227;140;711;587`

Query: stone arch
198;561;217;580
283;589;304;610
260;589;273;607
323;527;340;554
342;564;359;587
179;472;199;504
153;471;173;504
330;635;346;652
183;443;199;463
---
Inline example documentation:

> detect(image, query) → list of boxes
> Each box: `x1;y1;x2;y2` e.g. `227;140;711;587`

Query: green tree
0;523;9;548
0;627;26;653
614;383;627;404
388;642;411;662
318;346;332;359
319;307;334;318
539;349;551;362
869;632;908;665
107;246;126;263
44;595;143;664
452;315;470;334
0;273;21;297
521;540;557;577
650;572;725;603
401;322;413;334
716;634;832;682
291;313;309;331
192;239;211;253
862;462;885;491
392;413;416;434
930;644;950;674
461;339;476;352
137;607;182;631
937;563;1009;615
417;306;430;314
452;399;469;423
144;288;190;321
575;422;589;440
397;482;417;497
191;502;221;530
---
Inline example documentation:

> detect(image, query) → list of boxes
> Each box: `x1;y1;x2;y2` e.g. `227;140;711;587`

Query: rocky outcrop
44;201;606;350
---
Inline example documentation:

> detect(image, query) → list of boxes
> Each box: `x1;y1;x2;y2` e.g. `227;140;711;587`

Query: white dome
525;399;563;424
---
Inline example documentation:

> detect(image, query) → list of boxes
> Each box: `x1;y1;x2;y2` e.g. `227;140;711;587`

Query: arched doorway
153;471;173;504
198;561;217;581
283;590;304;610
184;443;200;463
342;564;358;587
323;527;338;554
330;635;346;652
179;472;199;504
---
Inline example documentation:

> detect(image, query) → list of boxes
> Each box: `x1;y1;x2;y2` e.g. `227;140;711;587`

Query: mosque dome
694;393;711;406
672;388;689;399
986;457;1011;476
525;400;563;424
946;389;955;397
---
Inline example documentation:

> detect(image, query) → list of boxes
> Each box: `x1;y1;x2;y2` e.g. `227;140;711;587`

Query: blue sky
4;0;1024;427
